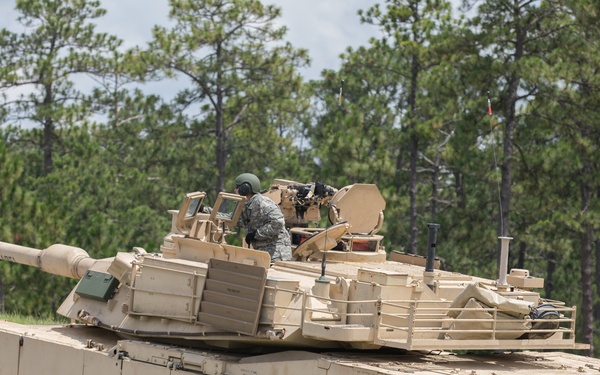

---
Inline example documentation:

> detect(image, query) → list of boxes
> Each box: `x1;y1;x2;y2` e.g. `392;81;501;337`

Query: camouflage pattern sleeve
240;194;291;261
243;195;285;239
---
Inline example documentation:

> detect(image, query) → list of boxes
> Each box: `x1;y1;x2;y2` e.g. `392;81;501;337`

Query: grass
0;312;69;325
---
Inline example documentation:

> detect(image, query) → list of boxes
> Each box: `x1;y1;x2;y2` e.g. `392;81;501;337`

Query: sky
1;0;380;98
274;1;380;79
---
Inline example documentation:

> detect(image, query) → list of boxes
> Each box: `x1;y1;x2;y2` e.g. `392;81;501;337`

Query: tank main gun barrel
0;241;95;280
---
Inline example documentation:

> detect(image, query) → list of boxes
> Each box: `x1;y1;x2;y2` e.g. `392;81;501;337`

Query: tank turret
0;181;589;354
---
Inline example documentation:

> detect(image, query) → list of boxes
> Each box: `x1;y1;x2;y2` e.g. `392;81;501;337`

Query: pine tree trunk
594;239;600;321
545;251;555;299
580;165;594;357
0;277;4;313
407;49;419;255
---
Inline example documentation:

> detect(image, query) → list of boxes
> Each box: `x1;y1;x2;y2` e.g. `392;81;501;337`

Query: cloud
276;0;378;79
2;0;380;86
98;0;379;79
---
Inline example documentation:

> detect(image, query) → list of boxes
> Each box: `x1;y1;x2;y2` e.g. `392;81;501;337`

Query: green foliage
309;0;462;255
0;0;123;175
141;0;312;194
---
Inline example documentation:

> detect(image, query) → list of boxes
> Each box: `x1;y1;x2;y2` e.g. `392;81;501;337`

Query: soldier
234;173;292;262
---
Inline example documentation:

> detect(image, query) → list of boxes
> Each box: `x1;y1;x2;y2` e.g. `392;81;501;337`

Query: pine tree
140;0;310;194
0;0;123;176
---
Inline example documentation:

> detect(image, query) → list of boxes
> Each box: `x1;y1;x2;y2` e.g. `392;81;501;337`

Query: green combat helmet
235;173;261;195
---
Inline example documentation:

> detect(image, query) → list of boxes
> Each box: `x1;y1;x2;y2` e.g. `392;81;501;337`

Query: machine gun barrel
0;241;95;280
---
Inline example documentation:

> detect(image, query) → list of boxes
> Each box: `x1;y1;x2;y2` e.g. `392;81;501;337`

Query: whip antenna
487;91;503;235
338;80;344;106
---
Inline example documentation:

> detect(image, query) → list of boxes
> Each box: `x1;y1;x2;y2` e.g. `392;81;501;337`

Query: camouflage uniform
239;193;292;262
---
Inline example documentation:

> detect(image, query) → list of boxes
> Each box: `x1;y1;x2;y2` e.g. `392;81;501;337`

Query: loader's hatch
328;184;385;234
292;222;350;259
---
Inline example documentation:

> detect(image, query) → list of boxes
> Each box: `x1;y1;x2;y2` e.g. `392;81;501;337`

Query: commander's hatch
175;191;206;235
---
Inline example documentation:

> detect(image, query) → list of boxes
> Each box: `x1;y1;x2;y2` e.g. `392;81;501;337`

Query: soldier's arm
255;205;285;240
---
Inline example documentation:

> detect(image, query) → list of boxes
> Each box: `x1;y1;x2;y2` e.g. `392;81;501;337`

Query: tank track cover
0;181;595;374
1;321;599;375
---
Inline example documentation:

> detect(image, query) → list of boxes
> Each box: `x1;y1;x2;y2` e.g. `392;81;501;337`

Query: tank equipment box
75;270;120;301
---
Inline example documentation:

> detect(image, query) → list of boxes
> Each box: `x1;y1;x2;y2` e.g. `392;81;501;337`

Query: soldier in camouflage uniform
234;173;292;262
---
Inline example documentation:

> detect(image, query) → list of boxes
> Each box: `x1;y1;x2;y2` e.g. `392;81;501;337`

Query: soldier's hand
245;232;256;245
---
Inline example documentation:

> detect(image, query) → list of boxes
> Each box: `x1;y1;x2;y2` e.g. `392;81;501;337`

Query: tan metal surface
0;321;598;375
129;256;207;322
0;242;95;279
292;222;350;258
328;184;386;233
197;258;267;335
389;250;441;269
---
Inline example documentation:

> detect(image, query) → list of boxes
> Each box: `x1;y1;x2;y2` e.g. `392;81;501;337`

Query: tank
0;179;596;375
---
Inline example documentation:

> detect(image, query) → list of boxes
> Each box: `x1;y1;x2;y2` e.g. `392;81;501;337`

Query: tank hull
1;320;598;375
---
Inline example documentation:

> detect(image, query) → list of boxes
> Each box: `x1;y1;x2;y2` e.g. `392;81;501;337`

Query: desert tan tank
0;179;596;374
